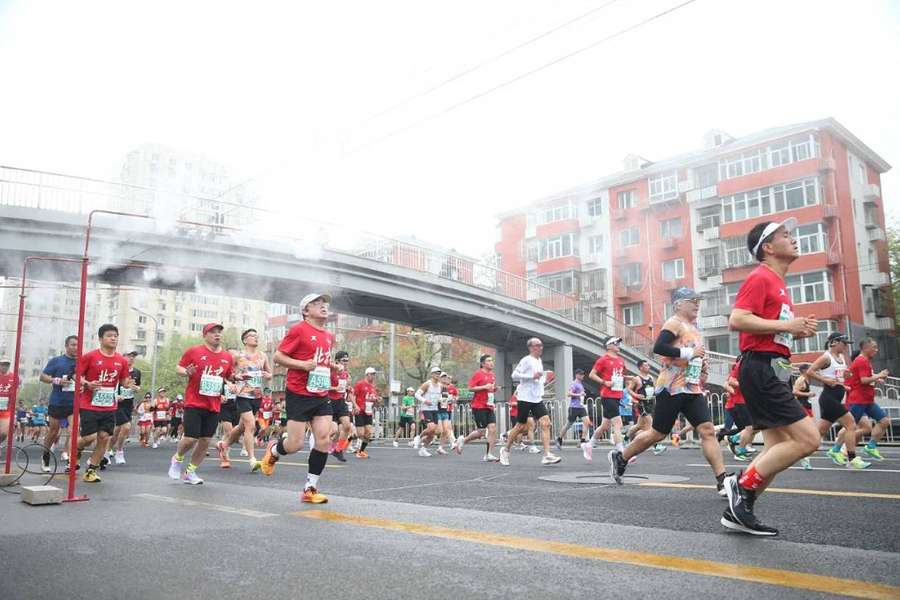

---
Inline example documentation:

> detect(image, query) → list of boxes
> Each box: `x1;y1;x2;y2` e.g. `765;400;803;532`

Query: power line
346;0;700;156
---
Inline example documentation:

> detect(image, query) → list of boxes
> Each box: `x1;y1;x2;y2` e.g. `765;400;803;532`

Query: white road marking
685;464;900;473
134;493;278;518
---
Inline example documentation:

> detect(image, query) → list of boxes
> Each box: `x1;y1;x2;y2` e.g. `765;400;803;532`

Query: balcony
863;183;881;202
875;317;894;330
702;226;720;242
580;289;608;305
818;157;836;172
615;284;640;299
686;185;718;203
706;274;723;287
868;227;886;242
822;203;839;219
699;315;729;329
613;211;628;222
698;262;722;279
677;178;694;193
660;236;680;250
860;271;890;287
825;248;840;265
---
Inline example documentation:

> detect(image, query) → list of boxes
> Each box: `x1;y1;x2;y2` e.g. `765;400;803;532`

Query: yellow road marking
295;510;899;600
229;458;345;469
639;482;900;500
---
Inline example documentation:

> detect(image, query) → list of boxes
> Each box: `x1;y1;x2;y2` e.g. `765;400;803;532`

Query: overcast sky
1;0;897;257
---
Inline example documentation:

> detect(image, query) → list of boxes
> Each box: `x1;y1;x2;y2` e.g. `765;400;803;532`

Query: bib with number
0;397;8;411
773;303;794;349
156;410;167;420
685;358;703;385
200;374;224;397
487;392;495;407
611;375;624;392
439;394;449;408
247;369;263;389
644;386;654;399
307;366;331;393
834;367;846;382
62;380;76;392
262;411;272;419
120;387;135;400
91;387;116;408
364;400;374;415
337;379;347;393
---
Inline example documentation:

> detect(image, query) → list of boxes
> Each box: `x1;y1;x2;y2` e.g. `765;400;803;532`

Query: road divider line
639;482;900;500
685;463;900;474
228;458;345;469
134;493;278;518
293;510;899;600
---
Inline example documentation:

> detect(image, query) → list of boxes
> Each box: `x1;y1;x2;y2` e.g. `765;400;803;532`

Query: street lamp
131;307;159;395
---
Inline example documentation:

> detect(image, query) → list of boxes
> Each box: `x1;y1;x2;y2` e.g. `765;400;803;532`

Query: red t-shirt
259;396;274;419
468;369;496;410
0;371;16;415
153;398;170;422
329;370;350;401
77;349;130;412
447;385;458;412
724;362;745;409
509;393;518;417
178;344;234;412
278;320;334;397
169;400;184;419
846;355;876;405
734;265;795;356
353;380;378;415
593;354;626;399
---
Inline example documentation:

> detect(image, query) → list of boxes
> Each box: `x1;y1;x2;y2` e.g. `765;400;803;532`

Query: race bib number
364;401;374;415
487;392;495;407
834;367;845;382
120;387;135;400
62;379;76;392
156;410;167;420
247;369;263;389
262;411;272;419
91;387;116;408
176;410;183;418
337;379;347;393
0;397;8;411
773;303;794;349
439;394;449;408
307;366;331;393
611;375;624;392
644;386;654;399
685;358;703;386
200;374;224;397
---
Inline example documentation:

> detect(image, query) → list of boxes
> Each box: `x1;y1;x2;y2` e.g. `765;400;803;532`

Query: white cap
605;336;622;347
750;217;798;257
300;292;332;311
430;367;441;373
440;372;449;378
365;367;377;375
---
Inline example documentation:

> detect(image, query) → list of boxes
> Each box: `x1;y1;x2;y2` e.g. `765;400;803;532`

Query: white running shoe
436;446;447;455
240;448;249;457
392;440;399;448
152;442;158;449
168;457;183;480
454;438;464;455
527;445;541;454
60;451;69;462
483;453;499;462
413;435;421;449
499;447;510;466
114;450;126;465
182;469;203;485
541;452;562;465
418;447;432;458
582;441;593;462
407;439;415;447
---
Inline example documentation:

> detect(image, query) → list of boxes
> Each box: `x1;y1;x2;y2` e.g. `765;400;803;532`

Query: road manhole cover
538;472;690;485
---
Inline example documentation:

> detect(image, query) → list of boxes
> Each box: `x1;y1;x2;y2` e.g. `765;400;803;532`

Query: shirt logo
779;289;786;296
310;335;317;341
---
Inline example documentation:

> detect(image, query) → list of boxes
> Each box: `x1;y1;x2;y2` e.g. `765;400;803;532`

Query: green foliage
888;223;900;325
132;331;199;397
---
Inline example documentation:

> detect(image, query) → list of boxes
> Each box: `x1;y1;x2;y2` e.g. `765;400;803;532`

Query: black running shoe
720;508;778;536
332;449;347;463
727;435;740;458
608;450;627;484
99;456;109;471
723;472;776;536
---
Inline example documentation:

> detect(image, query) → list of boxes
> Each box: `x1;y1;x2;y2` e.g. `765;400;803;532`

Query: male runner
353;367;380;459
609;288;727;496
31;401;48;441
217;379;239;464
628;360;665;455
260;293;335;504
0;357;15;445
394;387;417;447
169;394;185;442
499;338;561;466
413;367;443;457
216;328;271;472
792;365;816;469
168;323;235;485
329;350;353;461
556;369;589;450
75;324;131;482
39;335;78;472
454;354;500;461
138;393;153;446
844;338;891;461
257;393;274;444
436;372;455;453
151;388;170;448
721;219;820;536
583;337;627;461
110;350;141;464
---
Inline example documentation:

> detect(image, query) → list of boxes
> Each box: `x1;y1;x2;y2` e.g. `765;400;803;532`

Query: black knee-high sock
308;448;328;476
360;439;368;452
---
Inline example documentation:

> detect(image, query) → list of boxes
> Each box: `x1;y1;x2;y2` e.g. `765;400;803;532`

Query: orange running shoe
216;440;231;468
260;440;279;476
301;487;328;504
671;433;681;448
355;450;369;459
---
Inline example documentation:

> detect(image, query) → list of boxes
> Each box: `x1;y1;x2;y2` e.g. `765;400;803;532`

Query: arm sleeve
653;330;681;358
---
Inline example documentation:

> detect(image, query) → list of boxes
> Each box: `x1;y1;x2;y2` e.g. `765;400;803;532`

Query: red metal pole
65;255;90;502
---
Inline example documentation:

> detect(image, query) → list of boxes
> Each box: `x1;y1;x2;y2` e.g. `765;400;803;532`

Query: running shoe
527;445;541;454
99;456;109;471
114;450;126;465
41;453;51;473
499;447;510;466
454;437;464;455
541;453;562;465
671;434;681;448
744;446;757;454
483;453;499;462
407;439;415;448
332;449;347;463
720;509;778;536
301;487;328;504
847;456;871;469
168;456;183;480
240;448;249;457
392;440;399;448
726;435;740;457
652;444;666;455
554;437;563;451
435;446;447;456
627;456;638;465
152;442;158;449
412;435;421;449
799;457;812;470
608;450;626;484
733;449;751;462
82;468;101;483
417;447;432;458
60;451;69;462
260;440;279;476
826;448;848;465
216;440;231;469
581;441;593;462
861;446;884;461
355;450;369;459
250;459;262;473
722;473;777;536
182;469;203;485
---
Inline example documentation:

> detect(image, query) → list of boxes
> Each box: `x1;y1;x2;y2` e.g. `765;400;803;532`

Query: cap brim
778;217;798;233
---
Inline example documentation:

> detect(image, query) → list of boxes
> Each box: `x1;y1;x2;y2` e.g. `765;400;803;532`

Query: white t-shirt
512;355;545;403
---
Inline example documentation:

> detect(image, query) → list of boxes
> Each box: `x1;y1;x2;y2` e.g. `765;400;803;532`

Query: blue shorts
437;410;451;421
849;403;886;423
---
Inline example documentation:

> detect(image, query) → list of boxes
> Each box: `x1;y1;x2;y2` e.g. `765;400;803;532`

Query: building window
662;258;685;281
541;203;574;224
619;263;641;287
540;272;578;294
660;218;683;239
617;190;635;210
697;205;721;230
540;234;577;260
697;247;722;277
722;177;820;224
136;345;147;355
794;223;826;255
793;320;837;354
137;315;147;324
525;240;539;262
706;335;733;354
724;236;753;269
694;163;718;188
620;226;640;247
663;302;674;320
136;330;146;341
786;271;831;304
588;235;604;254
720;135;818;180
174;319;181;328
622;303;644;326
648;172;677;203
587;197;603;217
725;282;741;306
719;147;766;180
190;323;203;332
581;269;606;293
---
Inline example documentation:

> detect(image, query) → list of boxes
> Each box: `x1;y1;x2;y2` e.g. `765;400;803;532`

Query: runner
217;378;239;465
352;367;380;459
151;388;170;449
0;357;15;446
720;219;820;536
39;335;78;472
583;337;627;462
716;358;755;462
110;350;141;465
393;387;417;447
444;374;458;449
169;394;185;442
31;401;48;442
413;367;443;457
216;328;272;472
556;369;589;450
138;393;153;446
609;288;727;497
628;360;666;456
792;365;816;470
256;392;274;445
260;293;335;504
436;372;455;454
499;338;560;466
75;324;131;483
328;350;353;461
454;354;499;461
168;323;235;485
843;338;891;461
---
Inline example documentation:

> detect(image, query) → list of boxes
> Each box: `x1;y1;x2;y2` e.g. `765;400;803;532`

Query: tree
133;332;198;398
888;223;900;326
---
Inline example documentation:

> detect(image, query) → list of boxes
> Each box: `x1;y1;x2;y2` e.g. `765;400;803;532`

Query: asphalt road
1;438;898;600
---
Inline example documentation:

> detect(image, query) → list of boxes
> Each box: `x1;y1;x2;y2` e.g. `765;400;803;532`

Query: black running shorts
235;396;260;416
473;408;496;429
421;411;439;425
600;397;620;420
728;404;753;429
183;407;219;439
285;391;332;422
48;405;73;420
739;352;807;430
818;385;848;423
115;400;133;427
567;406;587;423
515;401;547;424
218;401;239;425
331;399;350;422
354;414;373;427
79;409;116;437
651;390;711;435
638;399;655;417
